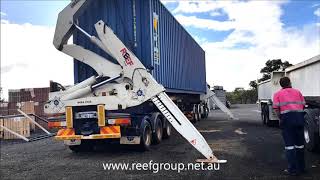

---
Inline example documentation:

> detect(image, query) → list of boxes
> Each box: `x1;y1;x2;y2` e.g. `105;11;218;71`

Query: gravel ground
1;104;319;180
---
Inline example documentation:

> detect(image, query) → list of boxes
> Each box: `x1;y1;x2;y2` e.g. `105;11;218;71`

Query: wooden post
0;125;29;142
0;118;3;138
18;109;51;135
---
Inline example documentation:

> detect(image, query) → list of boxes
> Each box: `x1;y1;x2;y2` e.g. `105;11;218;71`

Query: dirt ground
1;104;319;180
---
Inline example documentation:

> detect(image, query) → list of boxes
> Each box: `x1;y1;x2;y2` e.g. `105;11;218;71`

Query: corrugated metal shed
74;0;206;94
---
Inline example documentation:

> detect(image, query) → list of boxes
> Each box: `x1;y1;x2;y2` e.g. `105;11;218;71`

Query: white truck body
286;55;320;97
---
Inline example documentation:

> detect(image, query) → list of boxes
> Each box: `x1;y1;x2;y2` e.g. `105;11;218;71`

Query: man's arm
274;109;280;119
299;91;306;109
273;93;281;119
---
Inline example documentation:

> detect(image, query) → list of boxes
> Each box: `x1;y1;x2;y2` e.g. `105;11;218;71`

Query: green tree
234;87;245;104
259;59;292;82
249;80;257;89
0;87;4;102
226;87;257;104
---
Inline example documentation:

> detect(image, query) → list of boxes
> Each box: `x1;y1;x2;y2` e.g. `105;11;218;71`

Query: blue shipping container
74;0;206;94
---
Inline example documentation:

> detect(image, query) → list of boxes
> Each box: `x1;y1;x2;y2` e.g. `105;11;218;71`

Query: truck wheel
304;109;320;152
265;107;271;126
205;106;209;118
192;105;198;123
69;140;93;152
152;116;163;144
263;105;274;127
202;106;209;119
193;112;198;123
261;105;267;125
140;120;152;151
201;104;205;119
261;105;266;125
163;121;171;139
197;104;201;121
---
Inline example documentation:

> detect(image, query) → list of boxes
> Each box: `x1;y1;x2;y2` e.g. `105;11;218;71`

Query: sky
1;0;320;100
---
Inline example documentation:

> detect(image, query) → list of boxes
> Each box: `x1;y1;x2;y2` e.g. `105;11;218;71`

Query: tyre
69;140;93;152
263;105;275;127
201;105;205;119
163;120;172;139
192;105;198;123
140;120;152;151
193;112;198;122
261;104;266;125
304;109;320;152
201;105;209;119
205;105;209;118
152;116;163;144
197;104;201;121
226;101;231;108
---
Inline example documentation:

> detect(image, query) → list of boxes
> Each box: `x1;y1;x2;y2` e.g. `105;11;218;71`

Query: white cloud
1;19;9;24
210;11;222;17
192;35;208;44
312;3;320;8
172;1;320;91
172;1;226;14
175;15;234;31
160;0;177;5
314;8;320;16
1;21;74;100
0;11;6;17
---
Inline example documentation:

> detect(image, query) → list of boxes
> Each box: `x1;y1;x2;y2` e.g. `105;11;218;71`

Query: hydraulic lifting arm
46;0;227;163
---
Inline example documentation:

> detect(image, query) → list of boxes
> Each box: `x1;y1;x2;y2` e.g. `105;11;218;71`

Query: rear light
48;121;66;128
108;118;131;125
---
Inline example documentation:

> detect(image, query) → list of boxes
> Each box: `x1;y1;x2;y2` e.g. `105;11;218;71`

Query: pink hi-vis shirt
273;88;305;114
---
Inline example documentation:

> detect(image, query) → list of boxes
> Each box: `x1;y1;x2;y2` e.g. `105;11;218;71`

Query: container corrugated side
150;0;206;93
74;0;151;83
74;0;206;94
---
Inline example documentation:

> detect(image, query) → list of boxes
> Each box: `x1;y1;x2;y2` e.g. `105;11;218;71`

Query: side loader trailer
45;0;234;163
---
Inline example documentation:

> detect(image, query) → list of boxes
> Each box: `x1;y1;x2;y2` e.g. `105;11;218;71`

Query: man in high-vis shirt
273;77;306;176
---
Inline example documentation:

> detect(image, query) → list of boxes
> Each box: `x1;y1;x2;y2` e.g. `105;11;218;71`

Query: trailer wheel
69;140;93;152
205;105;209;118
201;104;205;119
304;109;319;152
264;106;271;126
140;120;152;151
192;105;198;123
202;105;209;119
152;116;163;144
261;104;267;125
197;104;201;121
263;105;275;127
163;121;172;139
193;112;198;122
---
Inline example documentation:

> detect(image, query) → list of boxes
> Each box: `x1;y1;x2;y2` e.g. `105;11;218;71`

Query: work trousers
280;112;305;173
